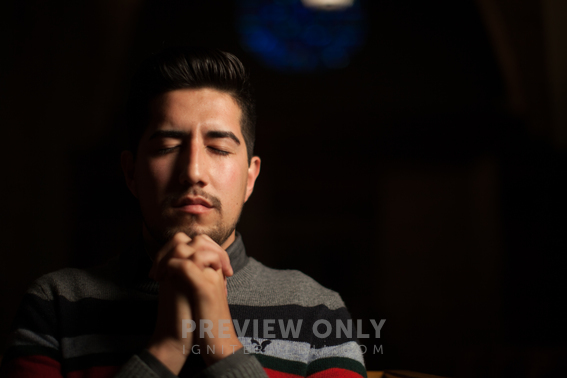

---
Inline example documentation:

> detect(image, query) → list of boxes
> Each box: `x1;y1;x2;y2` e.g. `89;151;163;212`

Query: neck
220;231;236;250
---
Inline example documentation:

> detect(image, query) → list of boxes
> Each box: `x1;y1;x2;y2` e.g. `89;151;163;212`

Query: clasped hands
147;232;242;374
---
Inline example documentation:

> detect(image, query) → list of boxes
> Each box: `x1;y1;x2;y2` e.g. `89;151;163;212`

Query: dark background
1;0;566;377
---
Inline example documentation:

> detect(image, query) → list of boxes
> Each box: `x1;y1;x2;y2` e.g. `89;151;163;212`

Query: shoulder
229;258;345;310
27;260;124;302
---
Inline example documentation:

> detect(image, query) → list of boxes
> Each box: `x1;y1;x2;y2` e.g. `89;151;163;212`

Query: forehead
147;88;243;135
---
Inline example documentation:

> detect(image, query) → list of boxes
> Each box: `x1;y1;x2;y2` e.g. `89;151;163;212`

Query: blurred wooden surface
367;371;448;378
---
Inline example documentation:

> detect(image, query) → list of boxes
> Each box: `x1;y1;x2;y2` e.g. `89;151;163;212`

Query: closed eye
208;146;230;156
156;145;180;155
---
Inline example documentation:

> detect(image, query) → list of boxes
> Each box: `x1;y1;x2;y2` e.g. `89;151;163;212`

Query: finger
160;258;197;288
200;266;225;286
190;250;223;271
166;258;221;290
157;233;192;263
158;248;223;281
189;235;233;277
154;244;194;281
151;233;193;280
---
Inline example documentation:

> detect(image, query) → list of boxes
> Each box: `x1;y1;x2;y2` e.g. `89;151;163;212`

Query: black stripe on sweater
306;356;367;376
10;293;58;335
12;295;158;337
61;352;132;374
253;354;307;375
14;296;355;346
2;345;61;363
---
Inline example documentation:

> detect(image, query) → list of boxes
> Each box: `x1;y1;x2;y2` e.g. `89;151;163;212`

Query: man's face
123;88;261;249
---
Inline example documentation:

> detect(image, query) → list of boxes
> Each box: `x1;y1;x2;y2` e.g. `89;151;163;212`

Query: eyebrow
148;130;187;140
206;130;241;145
148;129;241;145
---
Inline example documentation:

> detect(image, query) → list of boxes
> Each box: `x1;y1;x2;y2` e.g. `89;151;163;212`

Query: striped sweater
1;233;366;377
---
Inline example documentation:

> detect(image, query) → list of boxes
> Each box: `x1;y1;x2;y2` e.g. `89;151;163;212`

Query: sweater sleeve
0;282;170;378
112;351;176;378
115;348;269;378
305;295;367;378
0;283;63;378
0;285;266;378
194;347;268;378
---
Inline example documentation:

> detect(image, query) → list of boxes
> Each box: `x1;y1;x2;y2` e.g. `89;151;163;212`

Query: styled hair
125;47;256;162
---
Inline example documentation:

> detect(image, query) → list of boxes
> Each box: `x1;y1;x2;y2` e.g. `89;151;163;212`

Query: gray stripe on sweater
28;264;156;303
31;233;248;303
239;337;364;366
31;258;344;311
307;340;365;365
240;337;310;364
11;329;59;349
228;259;346;310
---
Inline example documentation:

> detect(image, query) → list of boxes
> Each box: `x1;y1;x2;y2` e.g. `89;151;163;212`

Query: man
0;48;366;377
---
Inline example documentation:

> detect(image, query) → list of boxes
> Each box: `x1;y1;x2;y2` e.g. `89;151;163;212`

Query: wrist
201;337;243;366
147;337;188;375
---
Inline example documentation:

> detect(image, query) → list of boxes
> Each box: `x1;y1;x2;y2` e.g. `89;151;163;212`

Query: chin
164;223;234;246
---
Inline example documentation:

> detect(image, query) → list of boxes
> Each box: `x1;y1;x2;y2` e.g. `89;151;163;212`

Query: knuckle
193;234;215;247
179;260;193;275
172;244;186;257
173;232;189;242
206;249;220;259
206;251;222;266
192;250;218;266
191;253;204;266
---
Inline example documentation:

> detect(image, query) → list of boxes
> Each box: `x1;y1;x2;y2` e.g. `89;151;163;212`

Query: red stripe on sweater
67;366;121;378
307;367;366;378
1;355;61;378
264;367;304;378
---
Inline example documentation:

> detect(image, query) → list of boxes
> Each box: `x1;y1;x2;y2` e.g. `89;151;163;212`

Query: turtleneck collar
119;232;250;294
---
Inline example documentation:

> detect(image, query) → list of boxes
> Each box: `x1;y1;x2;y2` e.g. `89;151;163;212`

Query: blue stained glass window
237;0;367;72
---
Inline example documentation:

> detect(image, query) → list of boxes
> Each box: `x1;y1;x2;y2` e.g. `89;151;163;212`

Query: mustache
165;188;222;211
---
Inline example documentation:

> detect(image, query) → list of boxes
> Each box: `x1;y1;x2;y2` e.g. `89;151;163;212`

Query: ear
121;150;138;198
244;156;261;202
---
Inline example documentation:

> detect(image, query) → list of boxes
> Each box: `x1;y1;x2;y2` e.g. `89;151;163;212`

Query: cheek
137;159;174;195
215;162;248;198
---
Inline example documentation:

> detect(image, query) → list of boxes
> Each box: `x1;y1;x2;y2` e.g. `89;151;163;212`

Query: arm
0;282;63;378
0;242;265;378
0;284;166;378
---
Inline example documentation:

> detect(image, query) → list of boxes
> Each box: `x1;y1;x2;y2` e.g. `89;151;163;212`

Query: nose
178;141;208;187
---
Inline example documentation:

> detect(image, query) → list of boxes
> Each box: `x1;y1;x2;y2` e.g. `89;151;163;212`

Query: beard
143;188;241;247
147;214;237;247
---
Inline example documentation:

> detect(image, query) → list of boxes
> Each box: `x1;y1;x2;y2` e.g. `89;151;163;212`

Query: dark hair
125;47;256;162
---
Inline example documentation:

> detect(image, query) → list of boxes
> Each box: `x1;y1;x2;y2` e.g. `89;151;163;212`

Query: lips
174;196;213;208
173;196;214;215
